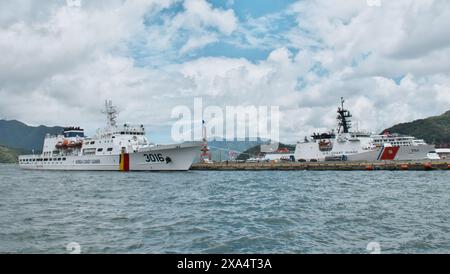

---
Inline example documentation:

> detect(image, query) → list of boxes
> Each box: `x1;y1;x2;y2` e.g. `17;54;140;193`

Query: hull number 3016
144;153;165;163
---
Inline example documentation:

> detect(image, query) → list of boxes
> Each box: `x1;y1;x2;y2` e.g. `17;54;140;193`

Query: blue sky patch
208;0;297;19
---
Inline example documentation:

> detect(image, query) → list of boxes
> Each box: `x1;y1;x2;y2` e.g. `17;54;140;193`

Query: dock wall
191;161;450;171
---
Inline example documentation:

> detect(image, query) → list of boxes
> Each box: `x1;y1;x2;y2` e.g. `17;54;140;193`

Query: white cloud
1;0;450;144
180;33;218;54
0;0;174;86
278;0;450;135
174;0;237;35
130;0;238;65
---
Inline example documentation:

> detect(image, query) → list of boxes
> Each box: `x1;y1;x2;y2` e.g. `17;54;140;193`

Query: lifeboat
276;147;290;153
318;140;333;152
67;140;83;148
55;139;83;149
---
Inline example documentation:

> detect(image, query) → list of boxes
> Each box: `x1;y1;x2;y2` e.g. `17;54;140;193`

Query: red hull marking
379;146;400;161
123;153;130;171
120;153;130;171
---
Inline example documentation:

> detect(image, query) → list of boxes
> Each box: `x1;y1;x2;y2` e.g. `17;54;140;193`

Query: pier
191;161;450;171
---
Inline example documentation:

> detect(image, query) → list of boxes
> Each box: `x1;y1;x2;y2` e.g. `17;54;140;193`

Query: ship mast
337;97;352;133
200;120;212;163
102;100;118;128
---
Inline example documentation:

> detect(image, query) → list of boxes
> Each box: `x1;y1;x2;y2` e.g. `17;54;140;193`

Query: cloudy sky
1;0;450;143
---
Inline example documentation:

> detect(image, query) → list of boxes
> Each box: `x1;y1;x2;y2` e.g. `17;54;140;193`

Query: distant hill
0;146;19;163
194;139;268;162
0;120;64;152
237;143;295;161
383;111;450;146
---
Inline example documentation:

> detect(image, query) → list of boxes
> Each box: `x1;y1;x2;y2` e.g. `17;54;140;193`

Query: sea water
0;164;449;253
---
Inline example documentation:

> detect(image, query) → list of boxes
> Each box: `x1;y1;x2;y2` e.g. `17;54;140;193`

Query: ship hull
294;138;373;162
295;141;434;162
347;145;434;161
395;145;435;161
18;144;200;171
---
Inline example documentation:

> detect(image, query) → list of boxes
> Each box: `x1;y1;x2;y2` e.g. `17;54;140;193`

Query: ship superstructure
371;133;428;147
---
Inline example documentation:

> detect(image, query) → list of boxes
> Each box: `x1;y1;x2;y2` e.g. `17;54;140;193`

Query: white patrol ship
294;98;435;162
18;101;200;171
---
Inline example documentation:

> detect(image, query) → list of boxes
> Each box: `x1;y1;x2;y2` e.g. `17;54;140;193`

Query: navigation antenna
337;97;352;133
102;100;118;127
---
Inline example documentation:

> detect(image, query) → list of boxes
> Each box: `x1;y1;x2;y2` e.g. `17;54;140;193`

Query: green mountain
0;146;19;163
237;143;295;161
0;120;64;152
207;139;267;161
193;139;268;162
383;111;450;146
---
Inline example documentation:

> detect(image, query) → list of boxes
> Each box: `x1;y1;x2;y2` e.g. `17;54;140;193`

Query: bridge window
64;132;85;138
83;148;96;155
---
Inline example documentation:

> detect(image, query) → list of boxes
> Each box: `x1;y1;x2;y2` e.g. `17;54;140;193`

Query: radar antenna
337;97;352;133
102;100;118;127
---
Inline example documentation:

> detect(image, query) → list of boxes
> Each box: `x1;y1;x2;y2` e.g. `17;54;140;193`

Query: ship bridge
114;123;145;135
63;127;85;138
